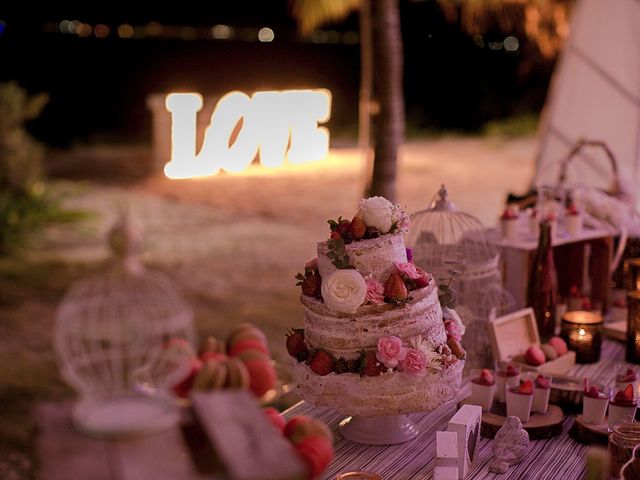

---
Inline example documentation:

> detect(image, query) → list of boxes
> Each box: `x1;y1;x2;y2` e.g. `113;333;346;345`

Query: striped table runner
284;340;626;480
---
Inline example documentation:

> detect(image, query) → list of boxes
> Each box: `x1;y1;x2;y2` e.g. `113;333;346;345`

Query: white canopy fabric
534;0;640;208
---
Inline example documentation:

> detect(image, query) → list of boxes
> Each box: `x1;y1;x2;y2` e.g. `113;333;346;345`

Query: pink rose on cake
376;335;407;368
399;348;427;377
365;277;385;305
395;261;421;280
391;204;410;233
320;269;367;314
357;196;395;234
442;307;465;339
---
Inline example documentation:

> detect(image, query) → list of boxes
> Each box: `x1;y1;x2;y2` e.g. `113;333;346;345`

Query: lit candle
626;291;640;363
561;311;603;363
625;259;640;292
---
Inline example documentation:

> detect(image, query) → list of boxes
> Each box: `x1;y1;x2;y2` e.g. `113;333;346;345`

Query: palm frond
289;0;361;36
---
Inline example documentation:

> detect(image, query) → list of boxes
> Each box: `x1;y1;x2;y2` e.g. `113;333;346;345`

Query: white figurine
488;416;529;474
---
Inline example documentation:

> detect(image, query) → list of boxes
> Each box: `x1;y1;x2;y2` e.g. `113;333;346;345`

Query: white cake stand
339;414;419;445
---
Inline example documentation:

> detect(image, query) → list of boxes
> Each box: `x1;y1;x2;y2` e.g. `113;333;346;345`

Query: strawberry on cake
287;197;465;417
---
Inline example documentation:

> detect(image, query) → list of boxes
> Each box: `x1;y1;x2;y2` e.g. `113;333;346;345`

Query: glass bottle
527;221;557;341
609;422;640;477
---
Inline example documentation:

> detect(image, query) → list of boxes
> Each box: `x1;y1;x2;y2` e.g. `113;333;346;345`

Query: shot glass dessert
615;366;638;393
532;374;552;414
506;379;535;423
582;381;609;425
470;368;496;411
495;361;520;403
608;384;638;429
564;204;582;236
500;206;519;241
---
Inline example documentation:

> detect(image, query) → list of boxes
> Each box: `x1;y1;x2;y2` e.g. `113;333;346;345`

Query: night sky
0;2;554;146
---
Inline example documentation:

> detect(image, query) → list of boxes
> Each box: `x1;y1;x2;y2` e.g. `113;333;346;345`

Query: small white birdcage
407;186;515;370
54;214;195;437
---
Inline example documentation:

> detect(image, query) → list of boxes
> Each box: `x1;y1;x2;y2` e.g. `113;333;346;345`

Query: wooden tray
570;414;609;445
459;397;565;440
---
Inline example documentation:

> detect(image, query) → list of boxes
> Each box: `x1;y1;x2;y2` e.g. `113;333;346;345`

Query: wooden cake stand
570;415;610;445
459;398;564;440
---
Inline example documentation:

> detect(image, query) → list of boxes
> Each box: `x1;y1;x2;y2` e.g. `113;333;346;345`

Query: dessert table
283;339;626;480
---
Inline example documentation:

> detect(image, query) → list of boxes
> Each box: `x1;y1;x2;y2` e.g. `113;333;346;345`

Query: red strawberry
413;266;430;289
361;350;385;377
171;358;203;398
329;231;341;240
506;364;518;376
623;383;635;400
384;272;408;302
301;274;322;298
263;407;286;433
480;368;495;385
295;435;334;479
336;219;351;236
286;329;309;361
586;386;601;398
518;379;534;394
348;217;367;241
309;350;335;376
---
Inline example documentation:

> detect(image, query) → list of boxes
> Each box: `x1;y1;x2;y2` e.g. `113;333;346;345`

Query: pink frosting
399;348;426;376
395;262;421;280
365;277;385;305
376;335;407;369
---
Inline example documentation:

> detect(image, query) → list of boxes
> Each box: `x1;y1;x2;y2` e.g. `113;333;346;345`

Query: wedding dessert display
287;196;466;441
407;185;514;371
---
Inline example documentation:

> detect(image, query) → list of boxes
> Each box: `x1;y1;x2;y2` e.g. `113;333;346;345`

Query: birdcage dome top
406;185;498;279
54;214;194;399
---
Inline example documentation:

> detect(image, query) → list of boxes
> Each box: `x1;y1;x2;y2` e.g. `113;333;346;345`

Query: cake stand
339;414;419;445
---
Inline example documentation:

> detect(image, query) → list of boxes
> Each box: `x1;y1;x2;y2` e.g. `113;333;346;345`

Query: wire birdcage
54;214;195;437
407;185;515;370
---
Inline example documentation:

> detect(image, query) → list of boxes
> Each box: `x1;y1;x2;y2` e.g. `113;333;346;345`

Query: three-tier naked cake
286;197;465;417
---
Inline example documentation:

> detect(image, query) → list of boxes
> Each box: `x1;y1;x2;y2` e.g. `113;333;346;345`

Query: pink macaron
525;345;546;366
548;336;568;356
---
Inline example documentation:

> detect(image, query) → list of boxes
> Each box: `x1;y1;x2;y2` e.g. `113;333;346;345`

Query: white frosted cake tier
317;232;408;284
300;277;445;359
293;357;464;417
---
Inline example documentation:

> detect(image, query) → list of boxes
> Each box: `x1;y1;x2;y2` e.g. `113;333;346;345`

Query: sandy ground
0;136;535;478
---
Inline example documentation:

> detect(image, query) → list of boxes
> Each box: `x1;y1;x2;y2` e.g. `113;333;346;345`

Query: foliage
326;237;353;270
0;82;84;255
289;0;360;36
483;113;539;139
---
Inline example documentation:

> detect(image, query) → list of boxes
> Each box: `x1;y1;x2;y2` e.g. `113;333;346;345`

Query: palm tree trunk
368;0;404;203
359;0;373;191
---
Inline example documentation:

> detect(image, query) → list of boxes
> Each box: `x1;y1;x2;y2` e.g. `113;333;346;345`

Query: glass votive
495;361;520;403
627;291;640;364
561;310;603;363
625;259;640;292
609;422;640;477
469;368;496;411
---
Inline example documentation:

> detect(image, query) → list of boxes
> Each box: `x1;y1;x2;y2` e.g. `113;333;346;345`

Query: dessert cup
615;367;639;394
469;369;496;411
565;214;582;236
608;401;638;429
506;387;534;423
532;375;552;414
501;218;519;241
583;395;609;425
495;362;520;403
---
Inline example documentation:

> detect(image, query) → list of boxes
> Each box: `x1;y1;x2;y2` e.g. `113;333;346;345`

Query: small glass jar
609;422;640;477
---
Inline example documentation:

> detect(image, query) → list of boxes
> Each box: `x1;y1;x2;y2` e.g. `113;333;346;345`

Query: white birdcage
54;214;195;437
406;185;515;370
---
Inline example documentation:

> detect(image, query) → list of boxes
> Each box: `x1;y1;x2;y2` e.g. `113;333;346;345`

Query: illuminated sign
164;89;331;178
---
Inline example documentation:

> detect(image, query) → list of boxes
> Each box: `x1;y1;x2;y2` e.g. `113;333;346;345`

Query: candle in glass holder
625;259;640;292
561;311;603;363
626;291;640;363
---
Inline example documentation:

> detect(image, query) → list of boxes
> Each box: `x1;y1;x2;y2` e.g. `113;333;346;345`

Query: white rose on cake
358;196;395;234
321;269;367;314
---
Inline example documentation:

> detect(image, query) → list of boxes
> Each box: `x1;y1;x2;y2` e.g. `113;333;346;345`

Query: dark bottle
528;221;558;341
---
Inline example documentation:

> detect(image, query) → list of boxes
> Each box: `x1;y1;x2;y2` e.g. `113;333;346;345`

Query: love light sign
164;89;331;178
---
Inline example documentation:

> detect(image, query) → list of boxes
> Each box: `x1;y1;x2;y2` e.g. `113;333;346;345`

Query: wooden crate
487;308;576;374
